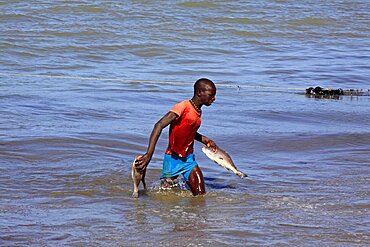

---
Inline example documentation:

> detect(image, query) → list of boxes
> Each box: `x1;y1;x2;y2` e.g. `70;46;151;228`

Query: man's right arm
134;111;178;171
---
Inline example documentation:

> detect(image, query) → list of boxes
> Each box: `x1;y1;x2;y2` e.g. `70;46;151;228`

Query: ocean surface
1;1;369;246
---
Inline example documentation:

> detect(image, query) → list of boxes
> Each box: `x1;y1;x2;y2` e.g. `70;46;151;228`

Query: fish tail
238;171;247;178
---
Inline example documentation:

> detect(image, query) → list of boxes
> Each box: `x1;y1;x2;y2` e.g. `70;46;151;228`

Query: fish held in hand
202;146;247;178
131;156;147;198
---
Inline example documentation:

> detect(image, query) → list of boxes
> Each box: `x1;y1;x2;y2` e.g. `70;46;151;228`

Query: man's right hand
134;154;151;173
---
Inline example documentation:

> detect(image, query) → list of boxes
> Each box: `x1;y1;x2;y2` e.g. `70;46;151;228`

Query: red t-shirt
165;100;201;157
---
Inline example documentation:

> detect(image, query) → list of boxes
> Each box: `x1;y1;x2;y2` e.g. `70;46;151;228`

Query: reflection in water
127;191;209;244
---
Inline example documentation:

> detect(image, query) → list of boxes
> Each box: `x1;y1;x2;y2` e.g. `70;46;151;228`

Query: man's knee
187;166;206;196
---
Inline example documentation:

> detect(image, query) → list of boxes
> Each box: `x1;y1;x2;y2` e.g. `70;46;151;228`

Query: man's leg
187;165;205;196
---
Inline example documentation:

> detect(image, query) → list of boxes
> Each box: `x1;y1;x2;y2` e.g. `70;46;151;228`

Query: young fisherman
134;78;217;196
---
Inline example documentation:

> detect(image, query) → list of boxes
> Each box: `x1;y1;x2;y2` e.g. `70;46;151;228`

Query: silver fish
131;156;147;198
202;146;247;178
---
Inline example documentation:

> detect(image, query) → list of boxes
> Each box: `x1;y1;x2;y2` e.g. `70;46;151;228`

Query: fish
202;145;247;178
131;156;147;198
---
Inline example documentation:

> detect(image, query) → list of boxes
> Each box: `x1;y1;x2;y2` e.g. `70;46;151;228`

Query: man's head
193;78;216;106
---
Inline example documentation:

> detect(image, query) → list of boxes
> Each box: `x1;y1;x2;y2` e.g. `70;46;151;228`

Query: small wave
131;47;168;58
254;132;370;154
327;32;368;39
179;1;218;8
232;30;263;38
10;51;39;57
0;13;45;22
207;17;271;25
0;133;145;162
46;5;107;14
41;29;112;37
287;17;337;27
278;222;329;230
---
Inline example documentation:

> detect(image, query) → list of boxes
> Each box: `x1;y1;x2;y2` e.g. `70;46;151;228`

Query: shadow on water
204;177;239;190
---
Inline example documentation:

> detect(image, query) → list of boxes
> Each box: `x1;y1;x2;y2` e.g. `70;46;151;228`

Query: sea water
1;1;369;246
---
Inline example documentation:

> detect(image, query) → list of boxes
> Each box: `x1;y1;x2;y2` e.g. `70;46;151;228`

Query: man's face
199;85;216;106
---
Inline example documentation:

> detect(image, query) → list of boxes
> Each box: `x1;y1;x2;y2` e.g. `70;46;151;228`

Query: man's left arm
195;132;217;149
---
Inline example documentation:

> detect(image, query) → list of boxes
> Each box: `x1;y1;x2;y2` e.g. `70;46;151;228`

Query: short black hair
194;78;215;92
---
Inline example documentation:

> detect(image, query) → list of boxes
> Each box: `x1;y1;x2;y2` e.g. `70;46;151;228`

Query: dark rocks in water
306;86;343;96
306;86;369;97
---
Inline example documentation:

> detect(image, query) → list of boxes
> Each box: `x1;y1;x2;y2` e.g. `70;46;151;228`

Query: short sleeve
170;101;186;118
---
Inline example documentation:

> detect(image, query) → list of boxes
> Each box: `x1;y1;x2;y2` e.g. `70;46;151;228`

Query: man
134;78;217;196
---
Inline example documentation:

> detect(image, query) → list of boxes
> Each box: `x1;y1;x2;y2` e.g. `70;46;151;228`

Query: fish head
202;146;233;165
201;146;214;157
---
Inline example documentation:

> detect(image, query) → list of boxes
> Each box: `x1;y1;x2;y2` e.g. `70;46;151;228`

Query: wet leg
187;165;205;196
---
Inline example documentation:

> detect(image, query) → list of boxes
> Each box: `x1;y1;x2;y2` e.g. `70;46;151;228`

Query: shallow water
1;1;369;246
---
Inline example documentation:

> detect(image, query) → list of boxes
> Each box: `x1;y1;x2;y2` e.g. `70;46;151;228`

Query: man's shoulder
174;100;189;106
170;100;191;116
172;100;190;109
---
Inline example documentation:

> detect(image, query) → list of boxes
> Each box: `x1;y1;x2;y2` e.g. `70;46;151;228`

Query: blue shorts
161;153;198;182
